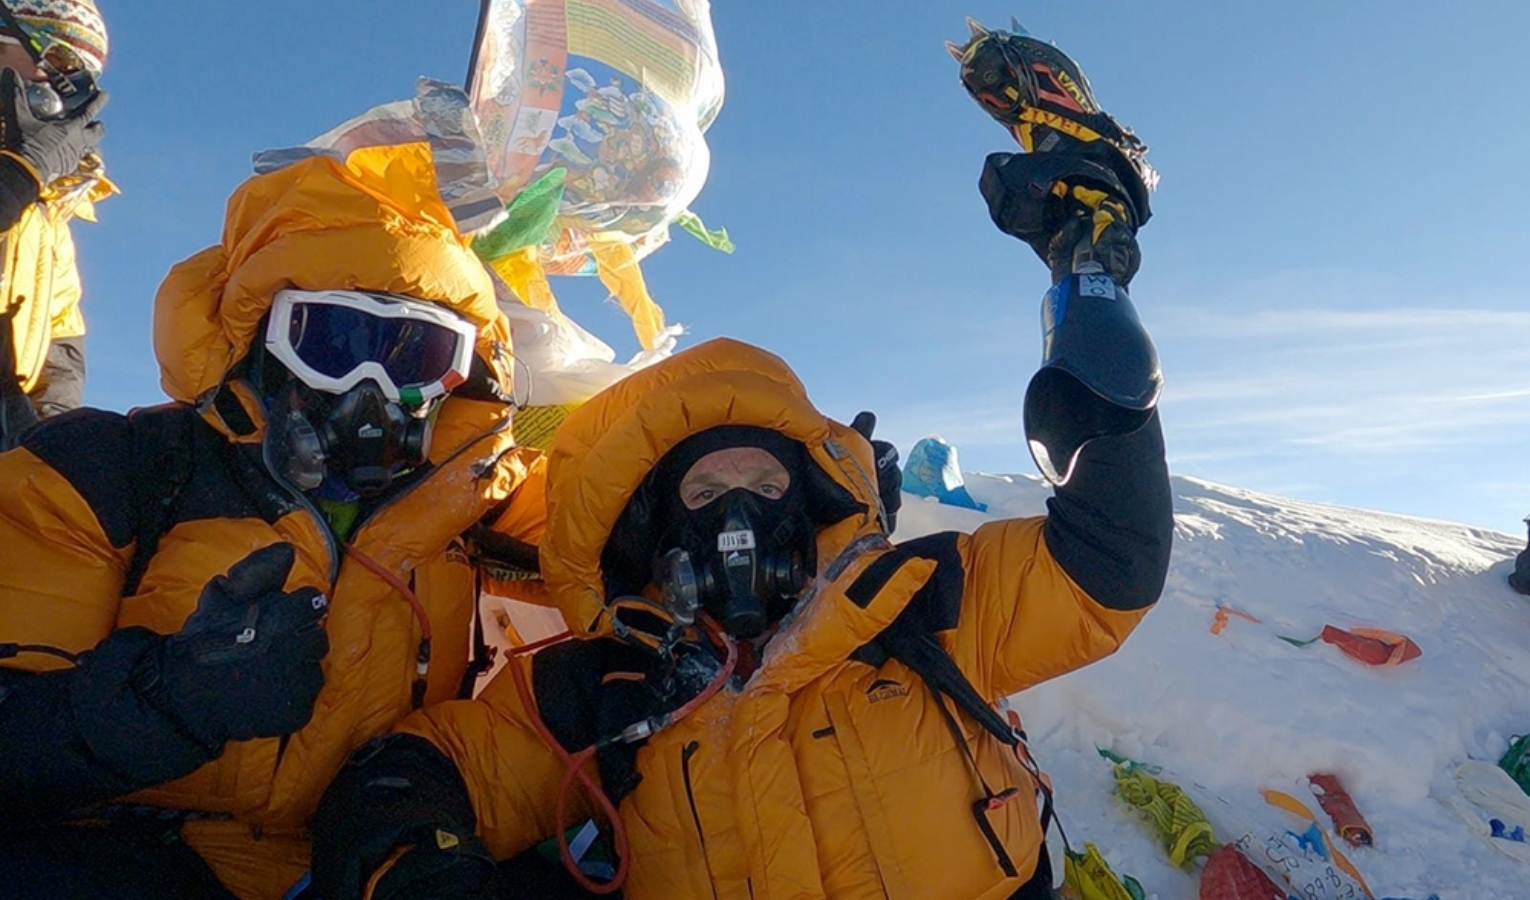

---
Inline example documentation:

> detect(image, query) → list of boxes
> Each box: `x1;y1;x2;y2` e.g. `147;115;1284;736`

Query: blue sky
81;1;1530;533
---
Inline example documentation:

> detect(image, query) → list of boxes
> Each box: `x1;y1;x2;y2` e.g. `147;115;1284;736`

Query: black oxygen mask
666;487;814;640
266;378;435;497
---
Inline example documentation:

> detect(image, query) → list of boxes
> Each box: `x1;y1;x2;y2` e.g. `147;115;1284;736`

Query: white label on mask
718;529;756;552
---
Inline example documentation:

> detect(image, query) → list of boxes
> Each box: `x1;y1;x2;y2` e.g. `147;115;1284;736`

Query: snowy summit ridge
898;470;1530;898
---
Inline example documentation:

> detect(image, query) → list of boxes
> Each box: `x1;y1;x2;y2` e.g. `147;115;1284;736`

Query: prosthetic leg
952;19;1162;485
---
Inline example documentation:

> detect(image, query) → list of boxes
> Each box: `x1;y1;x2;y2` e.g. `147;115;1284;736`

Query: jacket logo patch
866;678;910;704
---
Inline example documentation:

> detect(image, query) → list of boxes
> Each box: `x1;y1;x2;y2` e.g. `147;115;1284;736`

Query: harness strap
876;614;1066;877
123;407;196;597
925;683;1021;878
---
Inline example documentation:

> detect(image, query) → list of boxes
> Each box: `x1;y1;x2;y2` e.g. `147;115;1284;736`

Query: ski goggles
0;4;99;119
0;33;87;75
0;31;84;72
265;289;478;408
0;33;97;120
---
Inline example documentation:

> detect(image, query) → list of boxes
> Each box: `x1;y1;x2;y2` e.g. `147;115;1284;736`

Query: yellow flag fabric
1063;842;1137;900
1112;765;1219;869
590;237;666;352
490;247;560;315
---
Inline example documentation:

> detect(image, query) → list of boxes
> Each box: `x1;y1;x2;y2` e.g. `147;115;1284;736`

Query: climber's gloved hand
851;411;904;534
0;67;106;186
140;543;329;749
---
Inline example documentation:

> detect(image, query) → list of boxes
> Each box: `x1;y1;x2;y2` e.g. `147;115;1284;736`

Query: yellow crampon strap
1046;183;1132;240
1045;182;1133;244
1017;106;1105;144
1063;842;1138;900
1112;765;1219;869
1090;198;1131;242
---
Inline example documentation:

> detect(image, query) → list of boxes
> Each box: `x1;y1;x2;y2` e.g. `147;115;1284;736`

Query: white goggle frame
264;289;478;406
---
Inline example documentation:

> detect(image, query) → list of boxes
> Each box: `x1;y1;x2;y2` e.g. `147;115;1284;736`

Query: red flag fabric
1199;844;1286;900
1309;773;1374;847
1320;625;1422;666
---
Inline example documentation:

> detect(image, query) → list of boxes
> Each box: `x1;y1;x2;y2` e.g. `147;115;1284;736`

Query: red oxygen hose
508;614;738;893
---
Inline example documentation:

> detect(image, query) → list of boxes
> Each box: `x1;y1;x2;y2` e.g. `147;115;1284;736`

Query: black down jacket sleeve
0;628;219;823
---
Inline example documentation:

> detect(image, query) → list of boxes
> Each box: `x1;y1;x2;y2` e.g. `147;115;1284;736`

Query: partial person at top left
0;0;110;440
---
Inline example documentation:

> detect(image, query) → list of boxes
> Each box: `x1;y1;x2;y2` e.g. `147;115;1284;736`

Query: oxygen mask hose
511;612;739;894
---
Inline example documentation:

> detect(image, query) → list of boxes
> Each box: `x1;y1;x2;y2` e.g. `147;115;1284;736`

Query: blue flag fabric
902;436;988;512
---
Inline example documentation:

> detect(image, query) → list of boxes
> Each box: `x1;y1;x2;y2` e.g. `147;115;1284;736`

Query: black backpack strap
877;615;1019;747
0;297;39;451
875;613;1062;895
121;406;197;597
458;566;498;699
465;520;541;581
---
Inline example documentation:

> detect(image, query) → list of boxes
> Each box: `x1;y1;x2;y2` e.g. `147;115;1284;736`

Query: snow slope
896;472;1530;899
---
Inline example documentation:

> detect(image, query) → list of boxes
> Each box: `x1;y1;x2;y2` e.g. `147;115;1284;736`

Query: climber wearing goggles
0;2;98;120
0;0;110;447
265;289;478;408
260;289;480;497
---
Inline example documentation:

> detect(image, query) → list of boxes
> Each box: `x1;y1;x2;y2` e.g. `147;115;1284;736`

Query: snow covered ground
896;472;1530;899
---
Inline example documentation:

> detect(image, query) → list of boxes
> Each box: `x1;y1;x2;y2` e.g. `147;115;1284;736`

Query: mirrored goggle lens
284;302;465;389
40;41;85;76
0;26;84;73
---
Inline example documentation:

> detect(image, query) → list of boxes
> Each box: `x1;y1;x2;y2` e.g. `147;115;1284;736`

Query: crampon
948;17;1159;194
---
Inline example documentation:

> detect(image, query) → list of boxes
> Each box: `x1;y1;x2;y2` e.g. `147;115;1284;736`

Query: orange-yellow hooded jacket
313;338;1173;900
0;145;547;900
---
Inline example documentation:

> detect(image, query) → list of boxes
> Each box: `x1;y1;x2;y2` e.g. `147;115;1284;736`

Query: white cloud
873;269;1530;529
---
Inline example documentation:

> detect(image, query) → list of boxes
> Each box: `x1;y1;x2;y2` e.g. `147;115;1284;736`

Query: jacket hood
153;143;514;417
541;338;883;635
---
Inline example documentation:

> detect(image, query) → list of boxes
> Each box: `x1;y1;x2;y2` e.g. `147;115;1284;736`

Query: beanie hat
10;0;108;74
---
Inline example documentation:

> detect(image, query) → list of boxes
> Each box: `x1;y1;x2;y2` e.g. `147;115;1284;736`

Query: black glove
850;411;903;534
142;543;329;749
0;67;106;186
873;439;903;533
372;842;500;900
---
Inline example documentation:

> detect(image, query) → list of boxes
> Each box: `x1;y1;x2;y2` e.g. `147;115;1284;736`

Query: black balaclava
649;426;817;639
